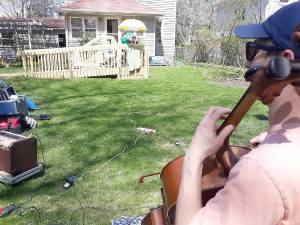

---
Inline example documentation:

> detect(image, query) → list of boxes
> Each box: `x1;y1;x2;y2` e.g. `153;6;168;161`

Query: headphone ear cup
267;57;291;79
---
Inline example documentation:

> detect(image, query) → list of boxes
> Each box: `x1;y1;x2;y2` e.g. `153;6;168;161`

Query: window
71;18;83;38
155;21;162;44
84;18;96;39
1;32;14;46
70;17;96;39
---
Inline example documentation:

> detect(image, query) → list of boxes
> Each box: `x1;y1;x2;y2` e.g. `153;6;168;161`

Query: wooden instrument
142;55;300;225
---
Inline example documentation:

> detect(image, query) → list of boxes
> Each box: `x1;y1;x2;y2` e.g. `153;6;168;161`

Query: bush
197;63;245;80
175;29;247;67
193;28;220;63
220;36;246;66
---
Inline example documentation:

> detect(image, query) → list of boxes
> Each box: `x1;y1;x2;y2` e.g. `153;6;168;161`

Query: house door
106;19;119;42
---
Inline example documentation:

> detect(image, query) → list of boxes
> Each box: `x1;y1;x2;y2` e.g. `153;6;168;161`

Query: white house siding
138;0;177;61
265;0;298;18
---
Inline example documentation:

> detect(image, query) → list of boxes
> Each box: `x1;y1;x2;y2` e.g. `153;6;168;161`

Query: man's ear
281;49;295;60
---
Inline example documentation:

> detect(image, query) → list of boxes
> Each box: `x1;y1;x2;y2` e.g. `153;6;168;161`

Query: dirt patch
0;73;24;78
214;78;249;88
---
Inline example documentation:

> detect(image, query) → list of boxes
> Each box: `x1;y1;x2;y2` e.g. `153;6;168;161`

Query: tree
176;0;216;45
0;0;30;17
176;0;269;46
28;0;64;17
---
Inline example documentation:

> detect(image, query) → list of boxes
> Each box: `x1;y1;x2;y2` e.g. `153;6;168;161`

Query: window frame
70;17;97;39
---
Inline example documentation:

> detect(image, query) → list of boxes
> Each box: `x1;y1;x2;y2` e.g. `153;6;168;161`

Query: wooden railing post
68;48;73;78
21;51;27;77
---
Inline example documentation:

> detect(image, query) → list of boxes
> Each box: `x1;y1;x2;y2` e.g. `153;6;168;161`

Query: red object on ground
0;117;22;133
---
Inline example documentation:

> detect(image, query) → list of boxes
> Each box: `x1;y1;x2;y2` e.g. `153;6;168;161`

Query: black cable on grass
73;185;85;225
78;132;145;180
69;111;185;224
9;132;63;225
8;112;184;224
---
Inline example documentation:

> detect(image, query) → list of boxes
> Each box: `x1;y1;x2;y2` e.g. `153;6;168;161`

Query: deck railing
84;35;117;47
21;44;149;79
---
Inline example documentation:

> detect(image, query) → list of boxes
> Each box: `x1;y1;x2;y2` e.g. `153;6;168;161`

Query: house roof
0;17;65;29
60;0;163;16
38;18;65;28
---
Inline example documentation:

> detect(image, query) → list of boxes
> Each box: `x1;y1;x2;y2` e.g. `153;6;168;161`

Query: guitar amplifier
0;95;28;116
0;131;37;176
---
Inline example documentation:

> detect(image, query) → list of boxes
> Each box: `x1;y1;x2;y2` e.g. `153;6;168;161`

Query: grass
0;66;24;74
0;65;268;225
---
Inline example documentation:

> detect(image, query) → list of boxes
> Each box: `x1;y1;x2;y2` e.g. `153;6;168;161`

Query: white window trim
70;16;97;40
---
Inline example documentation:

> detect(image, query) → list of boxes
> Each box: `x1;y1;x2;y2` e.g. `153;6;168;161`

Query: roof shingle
60;0;162;16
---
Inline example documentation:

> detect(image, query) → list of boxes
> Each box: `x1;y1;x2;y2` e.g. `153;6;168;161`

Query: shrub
193;28;220;63
220;36;246;66
197;63;245;80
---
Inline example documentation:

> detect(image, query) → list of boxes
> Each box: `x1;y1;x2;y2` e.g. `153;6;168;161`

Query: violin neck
217;86;257;135
215;86;257;173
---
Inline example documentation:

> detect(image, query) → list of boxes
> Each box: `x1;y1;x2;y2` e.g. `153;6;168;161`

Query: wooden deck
21;44;149;79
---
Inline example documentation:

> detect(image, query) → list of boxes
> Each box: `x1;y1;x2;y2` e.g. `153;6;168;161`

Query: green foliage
0;66;24;74
178;28;247;67
220;36;246;66
81;32;97;45
198;63;246;80
193;28;219;63
0;66;267;224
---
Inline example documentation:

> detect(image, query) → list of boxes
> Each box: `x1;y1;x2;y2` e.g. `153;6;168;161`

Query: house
0;17;65;59
265;0;298;18
60;0;177;61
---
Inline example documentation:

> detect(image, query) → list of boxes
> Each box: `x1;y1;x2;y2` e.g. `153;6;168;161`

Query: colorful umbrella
119;19;147;32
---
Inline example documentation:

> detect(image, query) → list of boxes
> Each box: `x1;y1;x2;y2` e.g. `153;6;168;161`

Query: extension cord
0;204;16;217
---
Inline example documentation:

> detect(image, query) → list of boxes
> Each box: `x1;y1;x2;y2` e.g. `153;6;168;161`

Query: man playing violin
176;2;300;225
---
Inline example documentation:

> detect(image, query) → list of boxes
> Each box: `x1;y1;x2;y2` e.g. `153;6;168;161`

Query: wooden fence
21;44;149;79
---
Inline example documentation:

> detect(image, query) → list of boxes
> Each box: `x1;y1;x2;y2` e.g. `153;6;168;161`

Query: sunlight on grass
0;65;268;225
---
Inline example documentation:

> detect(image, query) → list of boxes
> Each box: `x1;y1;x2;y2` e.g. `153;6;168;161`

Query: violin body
141;205;167;225
159;145;250;224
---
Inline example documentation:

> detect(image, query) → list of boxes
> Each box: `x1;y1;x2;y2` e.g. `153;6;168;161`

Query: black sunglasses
245;42;285;61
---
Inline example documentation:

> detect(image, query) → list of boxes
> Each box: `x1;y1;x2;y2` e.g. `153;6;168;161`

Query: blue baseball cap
234;1;300;58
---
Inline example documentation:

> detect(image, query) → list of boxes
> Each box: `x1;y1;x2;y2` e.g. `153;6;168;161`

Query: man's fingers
220;112;230;120
250;132;268;145
217;125;235;143
205;107;231;125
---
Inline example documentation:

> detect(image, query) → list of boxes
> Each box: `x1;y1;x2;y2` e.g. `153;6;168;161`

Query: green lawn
0;66;268;225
